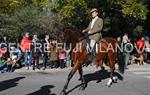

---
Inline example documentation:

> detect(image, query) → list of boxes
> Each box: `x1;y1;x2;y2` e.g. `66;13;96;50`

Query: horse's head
63;28;72;44
63;27;84;43
62;27;86;50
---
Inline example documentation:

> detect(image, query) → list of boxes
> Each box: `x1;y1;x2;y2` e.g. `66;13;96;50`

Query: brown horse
60;28;125;95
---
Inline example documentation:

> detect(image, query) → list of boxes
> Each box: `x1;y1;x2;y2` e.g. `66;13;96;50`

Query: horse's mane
63;27;86;51
64;27;84;42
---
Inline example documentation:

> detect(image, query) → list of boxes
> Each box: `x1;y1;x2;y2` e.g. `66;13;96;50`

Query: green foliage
0;0;19;14
116;0;148;20
51;0;90;29
133;25;144;37
52;0;148;20
51;0;148;37
52;0;89;18
0;6;43;38
0;0;61;39
0;0;149;40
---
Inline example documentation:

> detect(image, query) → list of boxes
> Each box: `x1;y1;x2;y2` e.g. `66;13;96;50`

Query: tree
0;0;52;15
116;0;148;20
51;0;89;29
0;0;61;40
51;0;148;36
0;0;148;40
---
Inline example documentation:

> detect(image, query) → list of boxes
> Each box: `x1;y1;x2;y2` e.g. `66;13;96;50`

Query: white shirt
122;35;128;44
45;39;49;49
90;16;98;29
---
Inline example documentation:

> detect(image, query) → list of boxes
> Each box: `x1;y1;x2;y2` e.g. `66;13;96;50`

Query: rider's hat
90;8;98;14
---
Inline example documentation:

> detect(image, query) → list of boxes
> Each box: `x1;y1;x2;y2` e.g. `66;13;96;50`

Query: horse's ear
63;28;67;33
64;29;71;33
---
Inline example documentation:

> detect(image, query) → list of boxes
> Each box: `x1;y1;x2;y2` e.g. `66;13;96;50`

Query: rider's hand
82;30;86;33
88;31;91;34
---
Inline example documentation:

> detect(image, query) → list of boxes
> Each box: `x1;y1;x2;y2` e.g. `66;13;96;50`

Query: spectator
1;36;8;47
0;53;6;73
0;60;5;73
42;34;50;70
49;39;58;69
0;52;14;73
0;44;8;61
65;47;71;67
122;33;129;44
144;35;149;42
20;32;32;70
58;49;66;69
6;55;16;72
9;45;22;58
136;37;145;65
123;38;132;69
9;45;22;68
122;34;130;69
116;36;125;71
1;36;9;58
32;35;41;70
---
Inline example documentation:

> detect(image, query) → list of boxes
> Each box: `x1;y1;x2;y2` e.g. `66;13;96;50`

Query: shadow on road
0;77;25;92
66;83;83;94
66;69;123;94
26;85;56;95
84;69;124;85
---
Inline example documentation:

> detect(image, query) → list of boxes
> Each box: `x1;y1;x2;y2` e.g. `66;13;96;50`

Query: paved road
0;64;150;95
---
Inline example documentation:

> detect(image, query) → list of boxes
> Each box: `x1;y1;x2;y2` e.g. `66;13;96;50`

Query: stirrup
86;45;92;53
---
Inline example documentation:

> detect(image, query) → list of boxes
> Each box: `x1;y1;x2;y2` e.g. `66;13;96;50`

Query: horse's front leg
106;60;117;87
60;72;73;95
78;66;86;90
106;54;118;87
106;68;114;87
60;62;80;95
106;68;118;87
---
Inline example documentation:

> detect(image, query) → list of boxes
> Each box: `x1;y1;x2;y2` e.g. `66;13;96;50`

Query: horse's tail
117;44;125;74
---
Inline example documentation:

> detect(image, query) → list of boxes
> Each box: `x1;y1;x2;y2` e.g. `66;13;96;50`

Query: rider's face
91;11;98;18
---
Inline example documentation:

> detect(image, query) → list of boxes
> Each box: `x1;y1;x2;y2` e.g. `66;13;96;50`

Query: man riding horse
60;8;125;95
82;8;103;59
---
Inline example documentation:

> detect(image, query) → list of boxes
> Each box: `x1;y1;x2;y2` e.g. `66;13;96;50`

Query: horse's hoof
60;90;67;95
106;78;112;87
113;79;118;83
113;76;118;83
106;84;111;87
79;84;86;90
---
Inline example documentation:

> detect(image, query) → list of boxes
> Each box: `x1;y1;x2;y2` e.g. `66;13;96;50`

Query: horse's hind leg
60;72;72;95
60;61;81;95
106;67;117;87
78;66;86;90
106;53;116;87
106;69;114;87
